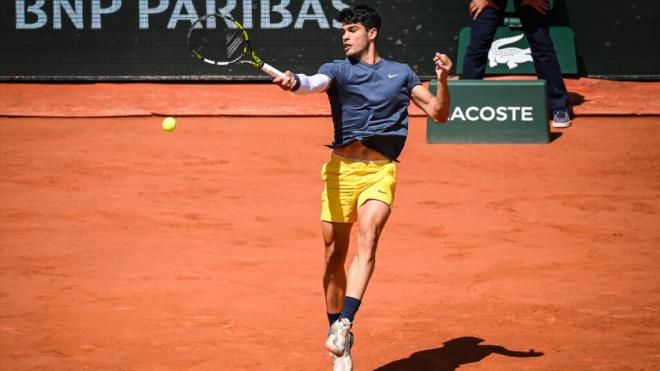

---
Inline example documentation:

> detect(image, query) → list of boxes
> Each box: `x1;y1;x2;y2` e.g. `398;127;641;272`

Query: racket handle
261;63;284;79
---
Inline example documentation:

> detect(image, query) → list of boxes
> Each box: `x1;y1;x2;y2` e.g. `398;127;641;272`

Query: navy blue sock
327;312;341;326
339;296;361;323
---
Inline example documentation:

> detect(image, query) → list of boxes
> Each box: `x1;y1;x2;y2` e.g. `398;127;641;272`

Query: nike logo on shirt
388;74;400;78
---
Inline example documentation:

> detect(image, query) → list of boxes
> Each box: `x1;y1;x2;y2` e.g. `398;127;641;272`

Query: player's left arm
411;53;453;123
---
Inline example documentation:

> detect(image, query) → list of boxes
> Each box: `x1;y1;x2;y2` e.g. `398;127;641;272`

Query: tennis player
274;4;451;370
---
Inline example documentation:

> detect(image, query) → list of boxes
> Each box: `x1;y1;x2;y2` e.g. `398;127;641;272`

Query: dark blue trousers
460;0;568;111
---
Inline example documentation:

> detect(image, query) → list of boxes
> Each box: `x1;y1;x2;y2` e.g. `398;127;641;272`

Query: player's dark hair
336;4;381;33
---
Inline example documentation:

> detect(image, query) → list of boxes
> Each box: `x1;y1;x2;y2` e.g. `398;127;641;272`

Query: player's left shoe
326;318;352;356
552;108;572;128
330;332;354;371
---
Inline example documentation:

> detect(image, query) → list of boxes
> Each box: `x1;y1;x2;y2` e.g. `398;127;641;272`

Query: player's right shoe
330;332;354;371
326;318;352;356
552;108;572;128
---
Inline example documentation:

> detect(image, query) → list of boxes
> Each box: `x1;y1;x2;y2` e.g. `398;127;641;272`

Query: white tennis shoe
331;332;354;371
326;318;352;356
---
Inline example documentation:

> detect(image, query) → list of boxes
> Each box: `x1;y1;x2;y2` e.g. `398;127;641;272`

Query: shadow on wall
374;336;544;371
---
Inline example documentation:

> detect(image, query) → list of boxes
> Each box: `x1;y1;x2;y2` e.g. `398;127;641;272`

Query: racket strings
188;16;246;65
225;30;245;59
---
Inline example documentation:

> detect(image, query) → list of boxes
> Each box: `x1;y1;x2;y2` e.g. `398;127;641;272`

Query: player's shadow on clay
374;336;543;371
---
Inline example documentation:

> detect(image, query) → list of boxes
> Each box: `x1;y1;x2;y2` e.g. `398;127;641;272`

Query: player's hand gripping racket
187;13;284;79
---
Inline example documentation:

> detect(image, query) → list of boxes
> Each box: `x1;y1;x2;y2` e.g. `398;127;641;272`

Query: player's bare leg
323;221;357;365
346;199;391;300
326;199;390;361
323;221;353;315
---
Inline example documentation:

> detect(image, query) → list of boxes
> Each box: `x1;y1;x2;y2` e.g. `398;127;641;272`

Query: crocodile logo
488;33;533;69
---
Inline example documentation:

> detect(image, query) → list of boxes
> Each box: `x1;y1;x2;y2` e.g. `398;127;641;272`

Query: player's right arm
274;71;331;94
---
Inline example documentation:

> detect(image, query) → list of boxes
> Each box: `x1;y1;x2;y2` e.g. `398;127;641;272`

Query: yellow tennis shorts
321;154;397;223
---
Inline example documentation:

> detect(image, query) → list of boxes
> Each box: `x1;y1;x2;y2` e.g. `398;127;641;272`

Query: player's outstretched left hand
273;70;297;91
433;53;453;82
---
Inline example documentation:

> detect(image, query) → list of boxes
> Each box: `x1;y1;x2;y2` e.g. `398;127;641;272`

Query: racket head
187;14;258;67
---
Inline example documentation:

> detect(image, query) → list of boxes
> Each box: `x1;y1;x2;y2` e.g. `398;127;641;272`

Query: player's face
341;23;370;58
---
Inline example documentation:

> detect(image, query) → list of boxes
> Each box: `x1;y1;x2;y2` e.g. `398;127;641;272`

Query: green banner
456;26;577;75
427;80;550;144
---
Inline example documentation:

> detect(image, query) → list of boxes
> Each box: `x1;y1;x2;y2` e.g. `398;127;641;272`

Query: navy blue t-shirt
318;58;422;161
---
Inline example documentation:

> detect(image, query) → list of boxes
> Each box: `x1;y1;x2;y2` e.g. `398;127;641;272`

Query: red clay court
1;82;659;370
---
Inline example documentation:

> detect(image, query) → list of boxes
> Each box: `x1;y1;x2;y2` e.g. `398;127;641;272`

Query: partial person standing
461;0;572;128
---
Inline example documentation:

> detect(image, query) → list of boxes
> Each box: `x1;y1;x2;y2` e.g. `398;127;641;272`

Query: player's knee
357;228;380;258
356;247;377;264
359;226;380;242
325;245;347;266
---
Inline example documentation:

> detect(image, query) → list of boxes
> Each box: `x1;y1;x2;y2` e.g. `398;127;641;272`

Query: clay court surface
0;112;660;371
1;115;659;370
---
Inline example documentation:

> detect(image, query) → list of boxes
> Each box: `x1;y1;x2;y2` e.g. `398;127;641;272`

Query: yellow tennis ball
162;117;176;132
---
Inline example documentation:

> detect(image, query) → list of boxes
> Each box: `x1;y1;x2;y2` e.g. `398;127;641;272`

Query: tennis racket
187;13;284;79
